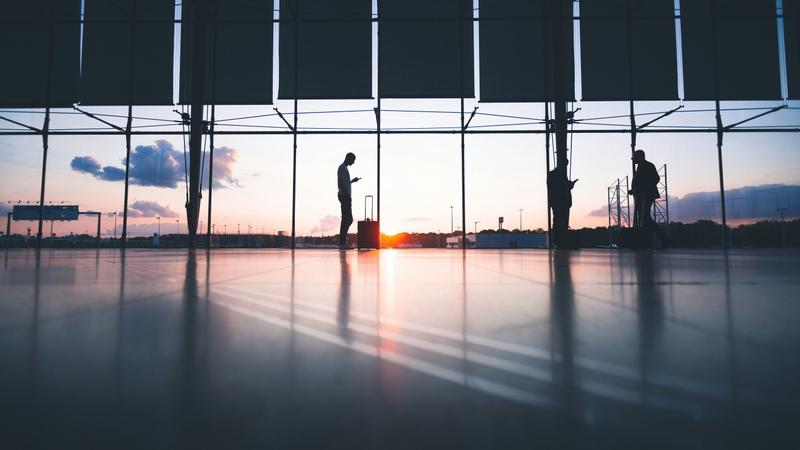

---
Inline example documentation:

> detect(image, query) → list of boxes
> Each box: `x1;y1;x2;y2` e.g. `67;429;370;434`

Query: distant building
475;233;548;249
446;234;477;248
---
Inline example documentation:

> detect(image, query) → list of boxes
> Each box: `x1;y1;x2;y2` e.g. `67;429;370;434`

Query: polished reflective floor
1;248;798;449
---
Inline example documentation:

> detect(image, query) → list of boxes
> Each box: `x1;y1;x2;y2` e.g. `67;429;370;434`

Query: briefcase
357;195;380;249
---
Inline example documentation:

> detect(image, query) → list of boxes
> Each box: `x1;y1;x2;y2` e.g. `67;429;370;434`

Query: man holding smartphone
337;152;361;249
547;158;578;248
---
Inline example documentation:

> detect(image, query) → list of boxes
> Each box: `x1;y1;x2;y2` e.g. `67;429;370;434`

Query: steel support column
715;100;728;249
546;0;571;249
36;10;56;249
121;107;133;247
187;0;210;248
290;1;300;249
206;105;215;248
206;5;219;249
291;100;298;249
120;0;140;249
709;0;727;249
545;102;552;247
459;0;467;249
626;0;637;180
630;101;637;179
548;0;569;174
36;109;50;248
376;98;381;243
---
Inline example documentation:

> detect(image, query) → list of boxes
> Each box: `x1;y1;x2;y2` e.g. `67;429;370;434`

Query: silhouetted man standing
337;152;360;249
630;149;669;247
547;159;578;248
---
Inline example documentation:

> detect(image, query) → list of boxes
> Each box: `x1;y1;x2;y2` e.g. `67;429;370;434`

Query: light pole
450;205;454;234
200;220;204;234
224;224;227;235
157;216;161;236
113;212;117;239
237;223;241;235
248;225;252;235
176;219;179;235
518;208;524;231
474;221;479;234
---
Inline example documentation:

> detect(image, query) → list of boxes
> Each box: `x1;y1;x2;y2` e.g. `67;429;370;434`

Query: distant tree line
3;219;797;249
575;219;799;248
366;220;799;248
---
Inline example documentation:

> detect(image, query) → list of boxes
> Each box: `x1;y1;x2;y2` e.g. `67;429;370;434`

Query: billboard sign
12;205;80;221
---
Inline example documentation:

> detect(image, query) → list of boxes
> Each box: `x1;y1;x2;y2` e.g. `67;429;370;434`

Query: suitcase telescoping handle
364;195;374;221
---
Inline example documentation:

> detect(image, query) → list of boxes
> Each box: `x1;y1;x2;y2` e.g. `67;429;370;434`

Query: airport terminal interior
2;0;800;448
1;248;799;449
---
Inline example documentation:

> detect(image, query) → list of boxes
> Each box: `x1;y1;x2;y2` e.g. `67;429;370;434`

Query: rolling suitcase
357;195;380;249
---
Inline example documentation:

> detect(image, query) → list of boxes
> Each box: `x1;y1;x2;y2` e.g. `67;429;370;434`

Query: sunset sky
1;0;799;237
2;98;798;238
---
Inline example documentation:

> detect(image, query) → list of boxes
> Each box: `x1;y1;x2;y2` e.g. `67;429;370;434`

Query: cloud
587;205;607;217
670;184;800;222
71;156;127;182
209;147;241;189
70;140;241;189
127;200;179;218
310;214;340;235
126;140;184;188
70;156;102;175
587;184;800;222
100;165;125;181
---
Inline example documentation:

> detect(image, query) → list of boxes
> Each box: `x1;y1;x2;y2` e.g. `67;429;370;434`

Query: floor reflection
178;249;202;448
633;251;665;402
337;251;351;341
549;250;576;413
1;248;798;449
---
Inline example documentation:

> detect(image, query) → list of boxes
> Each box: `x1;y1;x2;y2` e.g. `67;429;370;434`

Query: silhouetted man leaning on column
337;152;360;250
629;149;670;248
547;159;578;249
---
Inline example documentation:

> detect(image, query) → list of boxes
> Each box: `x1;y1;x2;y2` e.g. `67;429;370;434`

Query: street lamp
237;223;241;235
450;206;454;234
176;219;179;235
113;211;118;239
224;224;227;235
518;208;524;231
474;221;479;234
157;216;161;236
